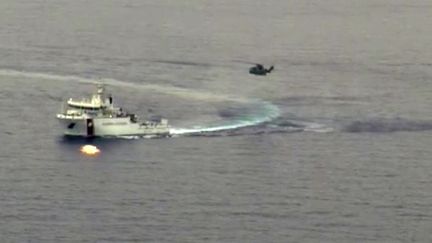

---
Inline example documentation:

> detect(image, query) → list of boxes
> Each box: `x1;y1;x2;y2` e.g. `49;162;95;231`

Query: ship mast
96;83;105;101
90;83;106;108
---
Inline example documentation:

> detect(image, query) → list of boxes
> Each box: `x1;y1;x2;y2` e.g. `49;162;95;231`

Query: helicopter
249;64;274;76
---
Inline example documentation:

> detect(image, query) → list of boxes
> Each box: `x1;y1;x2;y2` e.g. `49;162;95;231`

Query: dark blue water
1;1;432;242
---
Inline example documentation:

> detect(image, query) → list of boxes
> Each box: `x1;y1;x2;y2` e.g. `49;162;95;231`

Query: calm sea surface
1;0;432;242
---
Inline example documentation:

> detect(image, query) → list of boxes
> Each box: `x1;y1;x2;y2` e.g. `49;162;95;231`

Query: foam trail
170;101;280;135
0;69;281;135
344;119;432;133
0;69;243;102
303;122;334;133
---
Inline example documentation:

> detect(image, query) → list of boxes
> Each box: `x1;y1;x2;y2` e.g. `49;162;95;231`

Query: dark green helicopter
249;64;274;75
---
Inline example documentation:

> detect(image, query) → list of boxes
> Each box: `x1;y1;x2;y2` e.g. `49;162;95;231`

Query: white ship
56;84;170;137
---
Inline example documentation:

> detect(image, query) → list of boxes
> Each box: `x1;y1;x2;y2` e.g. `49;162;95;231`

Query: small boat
56;83;170;137
249;64;274;75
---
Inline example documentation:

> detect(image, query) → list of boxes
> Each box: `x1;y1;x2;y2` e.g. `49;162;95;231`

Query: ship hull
57;115;170;137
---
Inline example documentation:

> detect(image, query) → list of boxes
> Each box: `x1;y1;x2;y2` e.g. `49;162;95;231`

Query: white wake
0;69;282;136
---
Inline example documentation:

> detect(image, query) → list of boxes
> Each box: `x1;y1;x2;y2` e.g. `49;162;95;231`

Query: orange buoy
80;145;100;155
